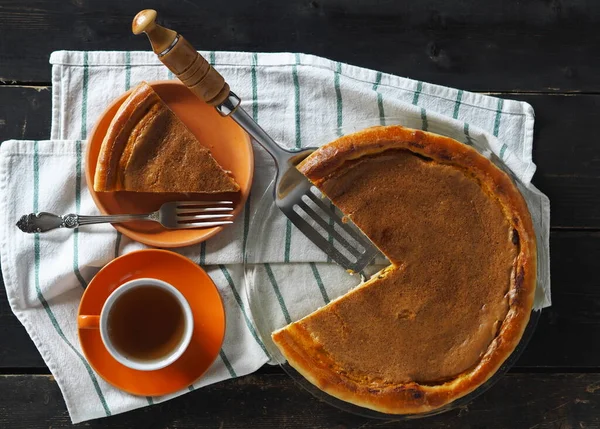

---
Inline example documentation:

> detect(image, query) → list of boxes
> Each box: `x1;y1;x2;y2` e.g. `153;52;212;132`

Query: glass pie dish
243;117;544;420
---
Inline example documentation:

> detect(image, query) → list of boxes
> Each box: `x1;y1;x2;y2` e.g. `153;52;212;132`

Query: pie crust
272;125;536;414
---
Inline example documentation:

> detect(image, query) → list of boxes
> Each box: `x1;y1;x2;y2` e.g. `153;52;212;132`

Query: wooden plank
516;93;600;229
2;0;600;91
0;86;51;368
0;287;45;369
1;231;598;369
517;231;600;368
0;86;51;142
0;373;597;428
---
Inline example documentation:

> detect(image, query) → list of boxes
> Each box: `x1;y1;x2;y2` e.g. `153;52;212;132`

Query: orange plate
77;249;226;396
86;80;254;248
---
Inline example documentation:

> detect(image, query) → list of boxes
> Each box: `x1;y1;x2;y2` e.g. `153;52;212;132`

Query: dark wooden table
1;1;599;427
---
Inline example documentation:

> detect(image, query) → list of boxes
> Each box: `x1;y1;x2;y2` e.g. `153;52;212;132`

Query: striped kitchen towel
0;50;550;423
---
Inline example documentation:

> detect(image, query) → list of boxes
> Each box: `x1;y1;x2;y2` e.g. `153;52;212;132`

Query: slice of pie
272;125;536;414
94;81;240;193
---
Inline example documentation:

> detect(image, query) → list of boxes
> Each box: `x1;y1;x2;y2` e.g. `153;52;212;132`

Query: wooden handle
132;9;230;106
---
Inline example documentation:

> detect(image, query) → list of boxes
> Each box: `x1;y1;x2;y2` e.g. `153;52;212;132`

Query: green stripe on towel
34;141;111;417
309;262;330;304
412;81;423;105
220;349;237;378
200;242;206;265
125;51;131;90
373;71;386;126
292;53;302;150
493;98;508;159
334;62;343;136
251;53;259;121
284;54;303;262
493;98;504;137
243;53;259;255
114;232;122;259
284;220;293;263
264;263;291;324
453;89;463;119
411;81;428;131
80;52;89;139
499;144;508;159
73;140;86;288
420;107;428;131
76;52;89;287
464;122;475;146
219;265;269;356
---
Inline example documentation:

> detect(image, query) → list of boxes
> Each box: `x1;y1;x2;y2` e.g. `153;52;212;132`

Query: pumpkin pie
272;125;536;414
94;81;240;193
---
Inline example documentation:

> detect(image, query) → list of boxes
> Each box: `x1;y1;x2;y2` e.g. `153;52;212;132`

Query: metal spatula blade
279;186;382;273
228;107;383;273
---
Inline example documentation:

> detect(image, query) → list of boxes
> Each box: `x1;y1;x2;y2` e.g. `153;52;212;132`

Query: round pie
271;125;536;414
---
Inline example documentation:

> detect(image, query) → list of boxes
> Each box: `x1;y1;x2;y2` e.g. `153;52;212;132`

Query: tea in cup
78;278;193;371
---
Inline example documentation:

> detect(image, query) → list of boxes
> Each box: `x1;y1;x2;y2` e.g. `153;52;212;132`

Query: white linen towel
0;50;550;423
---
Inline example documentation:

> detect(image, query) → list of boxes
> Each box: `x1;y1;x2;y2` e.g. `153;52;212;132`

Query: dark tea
107;285;186;361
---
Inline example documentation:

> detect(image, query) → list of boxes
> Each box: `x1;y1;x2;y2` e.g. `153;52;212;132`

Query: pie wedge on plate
94;81;239;194
272;125;536;415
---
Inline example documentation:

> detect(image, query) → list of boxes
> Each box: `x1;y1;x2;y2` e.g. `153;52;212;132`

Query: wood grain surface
0;373;598;428
1;0;600;92
1;0;599;427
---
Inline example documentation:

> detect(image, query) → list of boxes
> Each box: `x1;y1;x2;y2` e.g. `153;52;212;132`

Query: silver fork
16;201;234;233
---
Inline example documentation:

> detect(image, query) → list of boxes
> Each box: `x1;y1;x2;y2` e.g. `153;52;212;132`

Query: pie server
133;9;383;273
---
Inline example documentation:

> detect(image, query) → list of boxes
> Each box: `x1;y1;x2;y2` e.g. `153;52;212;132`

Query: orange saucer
77;249;226;396
86;80;254;248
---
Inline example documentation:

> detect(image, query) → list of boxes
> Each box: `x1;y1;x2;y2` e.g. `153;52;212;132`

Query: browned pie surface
94;81;240;193
301;150;517;383
272;125;536;414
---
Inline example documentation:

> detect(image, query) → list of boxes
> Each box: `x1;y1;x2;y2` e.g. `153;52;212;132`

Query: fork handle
16;212;155;233
75;214;155;226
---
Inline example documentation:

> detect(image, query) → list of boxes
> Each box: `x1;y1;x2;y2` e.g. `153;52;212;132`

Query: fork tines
175;201;235;228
